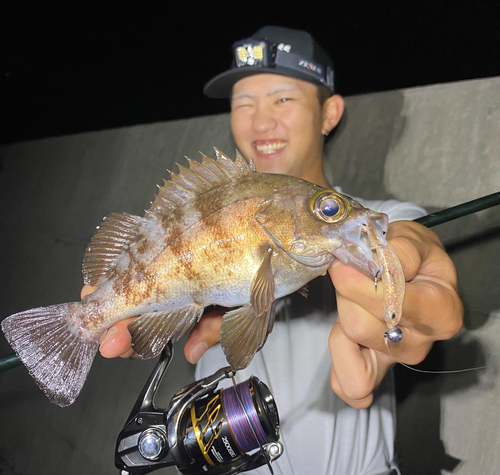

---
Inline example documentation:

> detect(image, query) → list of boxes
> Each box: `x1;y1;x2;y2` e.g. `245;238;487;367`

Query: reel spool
115;343;283;475
179;376;280;472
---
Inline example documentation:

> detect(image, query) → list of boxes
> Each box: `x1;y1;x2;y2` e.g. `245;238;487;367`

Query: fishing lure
367;222;405;343
375;244;405;343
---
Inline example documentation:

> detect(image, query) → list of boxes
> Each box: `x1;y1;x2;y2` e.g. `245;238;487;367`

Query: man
84;26;462;473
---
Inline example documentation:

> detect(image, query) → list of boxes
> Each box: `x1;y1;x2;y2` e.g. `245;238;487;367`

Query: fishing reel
115;342;283;474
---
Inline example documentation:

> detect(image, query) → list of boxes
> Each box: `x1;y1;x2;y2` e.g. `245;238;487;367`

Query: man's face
230;74;326;182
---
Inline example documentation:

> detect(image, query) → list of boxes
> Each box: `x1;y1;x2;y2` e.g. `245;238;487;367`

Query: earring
323;131;329;137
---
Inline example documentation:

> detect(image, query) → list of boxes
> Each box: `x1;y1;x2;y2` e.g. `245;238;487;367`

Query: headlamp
234;41;268;68
232;37;334;91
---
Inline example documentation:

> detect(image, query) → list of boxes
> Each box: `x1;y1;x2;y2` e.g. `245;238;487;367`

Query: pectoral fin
221;246;276;370
128;304;203;359
297;285;309;298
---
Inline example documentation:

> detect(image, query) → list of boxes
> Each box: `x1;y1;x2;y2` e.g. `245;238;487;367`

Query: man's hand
327;220;463;408
183;308;224;363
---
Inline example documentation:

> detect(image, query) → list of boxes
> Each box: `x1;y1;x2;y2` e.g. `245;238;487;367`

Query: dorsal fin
82;213;143;286
84;150;254;286
234;149;256;173
147;149;254;219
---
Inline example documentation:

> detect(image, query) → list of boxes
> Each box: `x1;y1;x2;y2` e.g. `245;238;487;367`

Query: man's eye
276;97;292;104
232;103;251;110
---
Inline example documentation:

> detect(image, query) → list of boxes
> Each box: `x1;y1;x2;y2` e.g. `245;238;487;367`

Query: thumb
184;308;224;364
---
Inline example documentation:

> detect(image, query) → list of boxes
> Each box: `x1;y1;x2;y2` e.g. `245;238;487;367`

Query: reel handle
115;343;176;474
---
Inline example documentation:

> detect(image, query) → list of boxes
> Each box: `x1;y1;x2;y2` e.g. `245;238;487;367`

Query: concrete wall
0;76;499;474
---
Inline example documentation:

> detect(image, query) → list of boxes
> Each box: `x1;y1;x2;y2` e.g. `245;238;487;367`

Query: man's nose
251;105;277;133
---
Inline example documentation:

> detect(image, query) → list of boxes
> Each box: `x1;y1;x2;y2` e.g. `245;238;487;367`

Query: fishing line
271;300;299;475
257;346;297;475
229;375;274;474
225;378;269;451
384;337;486;374
436;222;500;247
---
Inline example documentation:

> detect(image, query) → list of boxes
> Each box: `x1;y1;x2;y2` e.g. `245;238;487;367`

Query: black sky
1;1;499;145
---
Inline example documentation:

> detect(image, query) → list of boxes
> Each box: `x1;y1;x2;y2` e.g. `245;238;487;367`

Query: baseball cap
203;25;334;98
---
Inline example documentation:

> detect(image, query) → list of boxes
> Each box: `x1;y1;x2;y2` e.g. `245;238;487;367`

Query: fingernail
100;326;119;346
189;342;208;364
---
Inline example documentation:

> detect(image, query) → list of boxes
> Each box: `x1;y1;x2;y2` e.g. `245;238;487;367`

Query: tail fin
1;303;99;406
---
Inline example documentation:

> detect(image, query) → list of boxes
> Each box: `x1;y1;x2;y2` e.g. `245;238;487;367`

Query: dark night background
1;0;499;145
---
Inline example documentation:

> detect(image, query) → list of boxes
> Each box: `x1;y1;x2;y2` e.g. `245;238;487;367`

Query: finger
330;365;373;409
329;220;450;310
335;290;430;365
400;279;463;340
83;284;136;358
335;291;386;351
329;262;383;316
81;284;98;299
388;221;458;288
390;225;463;338
184;308;224;364
329;319;394;408
99;318;135;358
329;254;460;338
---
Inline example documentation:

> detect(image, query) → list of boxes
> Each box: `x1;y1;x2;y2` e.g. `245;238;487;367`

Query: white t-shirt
195;194;426;475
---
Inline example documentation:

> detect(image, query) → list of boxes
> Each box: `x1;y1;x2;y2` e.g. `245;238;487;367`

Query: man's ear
322;95;345;134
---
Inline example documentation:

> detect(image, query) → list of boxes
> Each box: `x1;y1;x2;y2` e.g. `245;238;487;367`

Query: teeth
255;142;286;154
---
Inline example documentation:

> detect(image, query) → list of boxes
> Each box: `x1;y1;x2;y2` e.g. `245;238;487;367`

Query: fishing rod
414;191;500;227
1;191;499;372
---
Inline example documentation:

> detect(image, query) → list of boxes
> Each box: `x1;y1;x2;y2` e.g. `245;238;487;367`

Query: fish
1;149;404;407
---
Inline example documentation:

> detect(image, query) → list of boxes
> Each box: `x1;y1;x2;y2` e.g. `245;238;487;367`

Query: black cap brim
204;66;329;99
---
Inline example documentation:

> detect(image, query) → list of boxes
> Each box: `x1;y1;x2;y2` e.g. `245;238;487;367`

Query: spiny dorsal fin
82;213;143;286
147;149;254;219
234;149;256;173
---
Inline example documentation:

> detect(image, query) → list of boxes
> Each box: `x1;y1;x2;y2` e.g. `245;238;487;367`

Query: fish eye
320;198;339;217
310;190;349;223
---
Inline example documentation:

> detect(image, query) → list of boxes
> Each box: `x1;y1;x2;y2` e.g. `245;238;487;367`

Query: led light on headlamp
234;41;268;68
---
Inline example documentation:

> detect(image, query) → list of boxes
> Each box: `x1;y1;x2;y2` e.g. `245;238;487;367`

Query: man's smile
252;140;287;156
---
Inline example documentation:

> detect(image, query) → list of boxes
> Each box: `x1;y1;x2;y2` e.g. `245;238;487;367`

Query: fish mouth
252;140;287;156
334;211;389;279
367;259;382;277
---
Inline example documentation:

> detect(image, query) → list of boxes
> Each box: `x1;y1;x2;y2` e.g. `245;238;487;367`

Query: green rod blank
0;352;22;371
415;192;500;228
